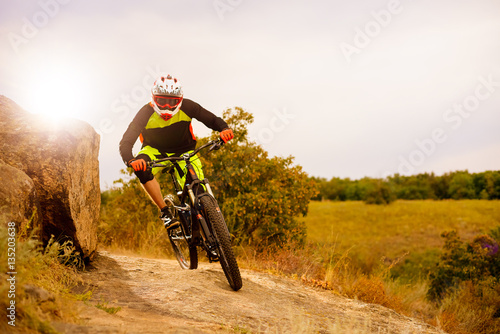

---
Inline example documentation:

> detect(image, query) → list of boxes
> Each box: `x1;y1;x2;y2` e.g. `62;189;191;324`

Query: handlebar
147;138;224;168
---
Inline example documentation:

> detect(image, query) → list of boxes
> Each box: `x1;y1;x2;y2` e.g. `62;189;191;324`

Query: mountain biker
119;74;234;227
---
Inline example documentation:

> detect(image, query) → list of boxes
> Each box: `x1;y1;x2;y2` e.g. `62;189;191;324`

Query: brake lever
209;139;223;152
209;142;220;152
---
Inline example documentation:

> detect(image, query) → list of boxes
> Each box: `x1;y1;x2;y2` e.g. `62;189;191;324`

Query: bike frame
148;139;223;261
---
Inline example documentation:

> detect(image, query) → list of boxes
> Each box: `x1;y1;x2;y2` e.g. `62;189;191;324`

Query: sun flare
23;64;91;122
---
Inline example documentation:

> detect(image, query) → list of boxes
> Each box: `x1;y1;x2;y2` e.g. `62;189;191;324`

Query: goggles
153;96;182;110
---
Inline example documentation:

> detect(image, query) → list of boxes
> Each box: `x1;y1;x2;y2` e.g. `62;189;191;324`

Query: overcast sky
1;0;499;189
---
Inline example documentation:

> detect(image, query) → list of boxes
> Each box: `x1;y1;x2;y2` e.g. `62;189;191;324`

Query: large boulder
0;96;100;261
0;160;43;237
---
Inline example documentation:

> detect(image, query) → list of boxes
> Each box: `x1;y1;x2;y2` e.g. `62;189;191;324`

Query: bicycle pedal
164;219;180;230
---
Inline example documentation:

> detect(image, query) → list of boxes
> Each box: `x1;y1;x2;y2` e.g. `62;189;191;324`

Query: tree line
311;170;500;204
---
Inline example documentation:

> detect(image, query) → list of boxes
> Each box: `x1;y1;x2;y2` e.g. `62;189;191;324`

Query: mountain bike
148;139;242;291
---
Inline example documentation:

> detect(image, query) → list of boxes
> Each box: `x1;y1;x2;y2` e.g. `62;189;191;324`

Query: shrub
428;227;500;333
428;230;499;301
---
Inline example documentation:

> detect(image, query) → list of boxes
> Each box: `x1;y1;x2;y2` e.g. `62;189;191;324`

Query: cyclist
119;74;234;227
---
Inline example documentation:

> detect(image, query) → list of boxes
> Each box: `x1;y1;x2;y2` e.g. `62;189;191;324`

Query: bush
428;230;500;301
428;227;500;333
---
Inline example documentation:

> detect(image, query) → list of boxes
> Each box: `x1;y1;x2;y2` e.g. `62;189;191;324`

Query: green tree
311;177;350;201
448;171;476;199
310;176;333;201
429;172;452;199
312;170;500;202
364;179;395;205
484;171;500;199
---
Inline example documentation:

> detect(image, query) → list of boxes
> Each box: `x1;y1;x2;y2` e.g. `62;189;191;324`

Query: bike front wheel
168;223;198;270
200;196;242;291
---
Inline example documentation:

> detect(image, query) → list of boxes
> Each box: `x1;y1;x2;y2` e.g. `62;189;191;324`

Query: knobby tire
200;196;242;291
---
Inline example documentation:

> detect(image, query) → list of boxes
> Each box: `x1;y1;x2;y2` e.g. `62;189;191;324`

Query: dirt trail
53;251;444;333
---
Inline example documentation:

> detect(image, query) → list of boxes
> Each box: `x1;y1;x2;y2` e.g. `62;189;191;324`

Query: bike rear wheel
168;223;198;270
200;195;242;291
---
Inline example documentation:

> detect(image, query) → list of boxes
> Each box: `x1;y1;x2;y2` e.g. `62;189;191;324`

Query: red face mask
160;113;173;121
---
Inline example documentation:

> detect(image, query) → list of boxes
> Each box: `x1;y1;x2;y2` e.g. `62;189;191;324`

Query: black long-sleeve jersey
119;99;228;164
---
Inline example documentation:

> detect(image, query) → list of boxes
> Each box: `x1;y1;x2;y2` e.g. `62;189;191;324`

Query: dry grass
436;280;500;334
0;227;82;333
304;200;500;273
237;241;326;280
347;275;404;310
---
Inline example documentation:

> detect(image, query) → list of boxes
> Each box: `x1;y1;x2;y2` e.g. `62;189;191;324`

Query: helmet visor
153;96;182;111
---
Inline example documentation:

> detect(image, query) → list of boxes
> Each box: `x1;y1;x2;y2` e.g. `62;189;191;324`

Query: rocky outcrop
0;95;100;261
0;160;43;237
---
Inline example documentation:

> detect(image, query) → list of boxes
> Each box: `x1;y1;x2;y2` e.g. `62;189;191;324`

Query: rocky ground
52;251;445;334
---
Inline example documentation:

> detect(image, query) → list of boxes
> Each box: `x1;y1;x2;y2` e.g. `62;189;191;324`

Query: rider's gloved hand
220;128;234;143
128;158;147;172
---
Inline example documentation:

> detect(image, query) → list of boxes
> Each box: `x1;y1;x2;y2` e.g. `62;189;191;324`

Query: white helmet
151;75;183;121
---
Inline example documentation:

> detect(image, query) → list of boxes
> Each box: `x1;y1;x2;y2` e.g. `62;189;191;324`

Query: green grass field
303;200;500;277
